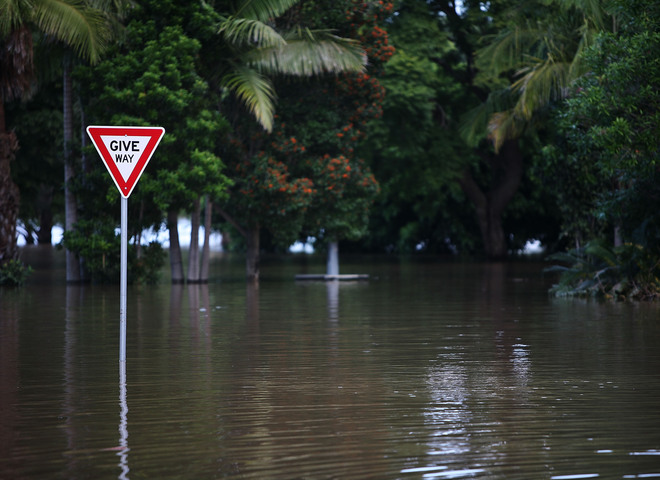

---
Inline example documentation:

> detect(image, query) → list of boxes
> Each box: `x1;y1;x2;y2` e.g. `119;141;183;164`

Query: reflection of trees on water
419;263;535;475
63;285;82;479
0;292;20;478
211;279;396;477
168;283;212;352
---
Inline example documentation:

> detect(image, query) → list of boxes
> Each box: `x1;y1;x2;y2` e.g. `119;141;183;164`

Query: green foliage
134;241;167;285
0;259;32;287
61;219;118;282
548;0;660;255
76;4;231;220
61;220;166;284
7;79;64;239
356;0;485;253
546;239;660;300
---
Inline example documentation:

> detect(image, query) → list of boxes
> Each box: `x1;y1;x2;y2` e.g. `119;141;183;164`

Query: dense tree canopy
2;0;658;296
1;0;109;273
544;0;660;299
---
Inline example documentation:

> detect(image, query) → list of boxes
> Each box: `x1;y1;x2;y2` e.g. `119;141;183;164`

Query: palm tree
218;3;366;132
194;0;366;282
455;0;611;258
0;0;108;270
471;0;609;150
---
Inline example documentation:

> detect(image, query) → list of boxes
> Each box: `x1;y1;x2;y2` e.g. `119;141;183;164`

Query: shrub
0;259;33;287
546;239;660;300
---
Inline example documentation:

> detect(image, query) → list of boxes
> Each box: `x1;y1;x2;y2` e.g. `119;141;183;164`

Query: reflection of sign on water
118;361;129;479
87;126;165;198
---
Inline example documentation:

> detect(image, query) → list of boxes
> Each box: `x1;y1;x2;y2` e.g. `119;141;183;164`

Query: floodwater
1;247;660;479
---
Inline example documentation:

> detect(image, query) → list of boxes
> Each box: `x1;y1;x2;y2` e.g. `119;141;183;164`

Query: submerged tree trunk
187;197;201;283
326;240;339;276
0;103;20;265
167;210;185;284
246;222;260;282
1;27;31;266
199;196;212;283
37;185;53;244
459;139;524;259
63;53;81;282
217;206;255;281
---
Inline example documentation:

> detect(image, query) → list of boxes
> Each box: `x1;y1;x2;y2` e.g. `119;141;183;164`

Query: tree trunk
187;197;201;283
63;53;81;282
246;222;260;282
167;210;185;283
459;139;524;259
614;225;623;248
326;240;339;276
0;102;20;266
37;184;53;245
199;196;212;283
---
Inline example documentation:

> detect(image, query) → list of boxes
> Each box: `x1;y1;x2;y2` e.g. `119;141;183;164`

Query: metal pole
119;196;128;363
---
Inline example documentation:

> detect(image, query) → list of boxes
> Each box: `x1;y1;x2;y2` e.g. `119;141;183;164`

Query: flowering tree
217;0;393;280
219;0;393;278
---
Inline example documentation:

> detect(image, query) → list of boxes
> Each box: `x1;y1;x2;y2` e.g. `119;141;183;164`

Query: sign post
87;126;165;362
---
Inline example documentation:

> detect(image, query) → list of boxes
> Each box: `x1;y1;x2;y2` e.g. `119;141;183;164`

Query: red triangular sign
87;125;165;198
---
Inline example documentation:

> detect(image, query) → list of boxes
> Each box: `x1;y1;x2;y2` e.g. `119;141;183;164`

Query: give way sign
87;125;165;198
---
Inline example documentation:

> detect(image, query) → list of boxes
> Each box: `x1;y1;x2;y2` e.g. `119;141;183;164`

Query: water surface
1;249;660;479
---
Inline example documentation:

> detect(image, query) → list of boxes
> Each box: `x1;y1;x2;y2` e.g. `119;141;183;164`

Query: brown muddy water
1;247;660;479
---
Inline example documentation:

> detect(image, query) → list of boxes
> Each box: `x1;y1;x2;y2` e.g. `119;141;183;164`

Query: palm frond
218;16;286;48
0;0;30;36
234;0;299;22
476;25;546;76
555;0;608;30
459;88;516;147
477;1;604;141
488;110;526;152
246;28;365;76
222;65;276;131
511;56;572;118
32;0;110;63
